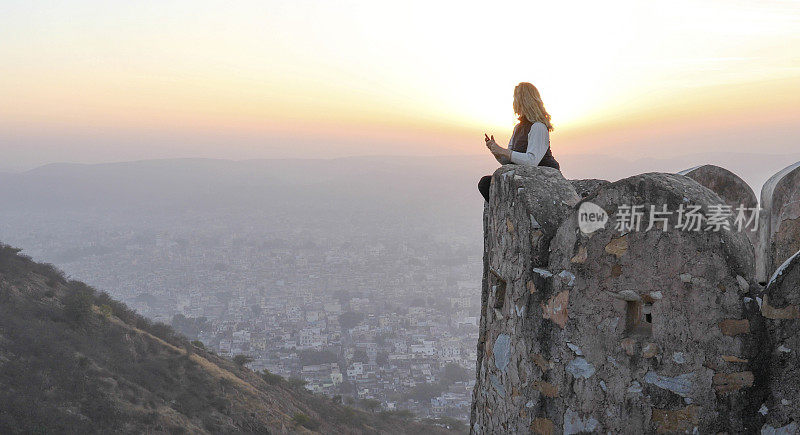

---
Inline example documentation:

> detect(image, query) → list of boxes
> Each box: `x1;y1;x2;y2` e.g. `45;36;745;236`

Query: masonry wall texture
471;162;800;434
678;164;759;252
758;162;800;284
761;250;800;433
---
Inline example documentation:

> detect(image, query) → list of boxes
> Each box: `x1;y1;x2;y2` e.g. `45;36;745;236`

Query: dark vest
511;117;560;170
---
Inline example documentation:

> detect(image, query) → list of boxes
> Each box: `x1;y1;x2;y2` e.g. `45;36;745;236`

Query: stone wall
677;164;759;252
760;250;800;433
570;179;609;199
471;165;579;433
758;161;800;284
471;164;800;434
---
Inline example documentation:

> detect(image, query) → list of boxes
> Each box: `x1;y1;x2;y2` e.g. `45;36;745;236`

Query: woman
478;82;560;202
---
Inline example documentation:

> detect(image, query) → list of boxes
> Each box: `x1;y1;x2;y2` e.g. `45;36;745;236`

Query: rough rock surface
761;250;800;432
678;164;759;251
570;179;609;199
758;161;800;283
471;165;580;433
484;165;581;274
471;171;766;434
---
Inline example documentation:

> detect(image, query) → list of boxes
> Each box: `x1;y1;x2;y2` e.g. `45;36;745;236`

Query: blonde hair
513;82;553;131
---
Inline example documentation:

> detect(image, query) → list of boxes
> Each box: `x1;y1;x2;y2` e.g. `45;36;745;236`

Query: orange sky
0;0;798;169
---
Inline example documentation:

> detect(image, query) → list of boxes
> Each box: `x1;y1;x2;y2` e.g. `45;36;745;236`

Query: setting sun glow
1;0;798;167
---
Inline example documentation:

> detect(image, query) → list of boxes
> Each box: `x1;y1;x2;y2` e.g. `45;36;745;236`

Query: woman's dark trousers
478;175;492;202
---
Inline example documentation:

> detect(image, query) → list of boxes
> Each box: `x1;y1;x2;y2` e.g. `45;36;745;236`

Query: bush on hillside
292;413;320;430
359;398;381;413
97;304;113;318
232;354;253;367
260;370;283;385
287;377;307;389
378;409;415;420
63;283;94;323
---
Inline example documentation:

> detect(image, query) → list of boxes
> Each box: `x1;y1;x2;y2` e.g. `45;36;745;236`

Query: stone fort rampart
471;162;800;434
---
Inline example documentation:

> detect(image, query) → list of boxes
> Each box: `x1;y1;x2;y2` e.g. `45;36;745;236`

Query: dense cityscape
0;203;483;421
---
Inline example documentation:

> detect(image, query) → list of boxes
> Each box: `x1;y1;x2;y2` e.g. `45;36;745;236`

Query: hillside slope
0;244;455;434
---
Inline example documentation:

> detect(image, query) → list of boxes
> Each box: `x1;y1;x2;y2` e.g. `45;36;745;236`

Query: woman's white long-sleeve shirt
507;122;550;166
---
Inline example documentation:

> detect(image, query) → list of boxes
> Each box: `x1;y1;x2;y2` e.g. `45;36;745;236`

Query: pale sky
1;0;798;170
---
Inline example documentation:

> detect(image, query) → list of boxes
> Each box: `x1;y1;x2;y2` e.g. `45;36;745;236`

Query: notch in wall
490;269;507;319
624;299;654;336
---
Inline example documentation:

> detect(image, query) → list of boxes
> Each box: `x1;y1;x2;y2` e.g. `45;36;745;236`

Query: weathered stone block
469;169;788;434
761;249;800;431
678;164;758;250
651;405;700;434
570;178;609;199
719;318;750;336
712;371;754;394
758;161;800;283
486;165;581;273
542;172;757;433
530;417;554;435
472;171;761;434
471;165;580;434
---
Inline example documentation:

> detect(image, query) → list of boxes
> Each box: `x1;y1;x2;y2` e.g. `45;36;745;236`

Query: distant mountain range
2;153;795;265
1;152;796;211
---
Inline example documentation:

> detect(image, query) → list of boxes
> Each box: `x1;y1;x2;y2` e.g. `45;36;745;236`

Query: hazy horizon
2;0;799;170
3;150;799;193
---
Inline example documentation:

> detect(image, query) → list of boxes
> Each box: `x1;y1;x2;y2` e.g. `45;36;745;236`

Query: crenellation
758;161;800;283
761;249;800;431
472;164;800;434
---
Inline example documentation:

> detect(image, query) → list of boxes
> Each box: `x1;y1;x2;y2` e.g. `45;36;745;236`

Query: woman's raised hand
485;133;511;163
484;134;501;154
